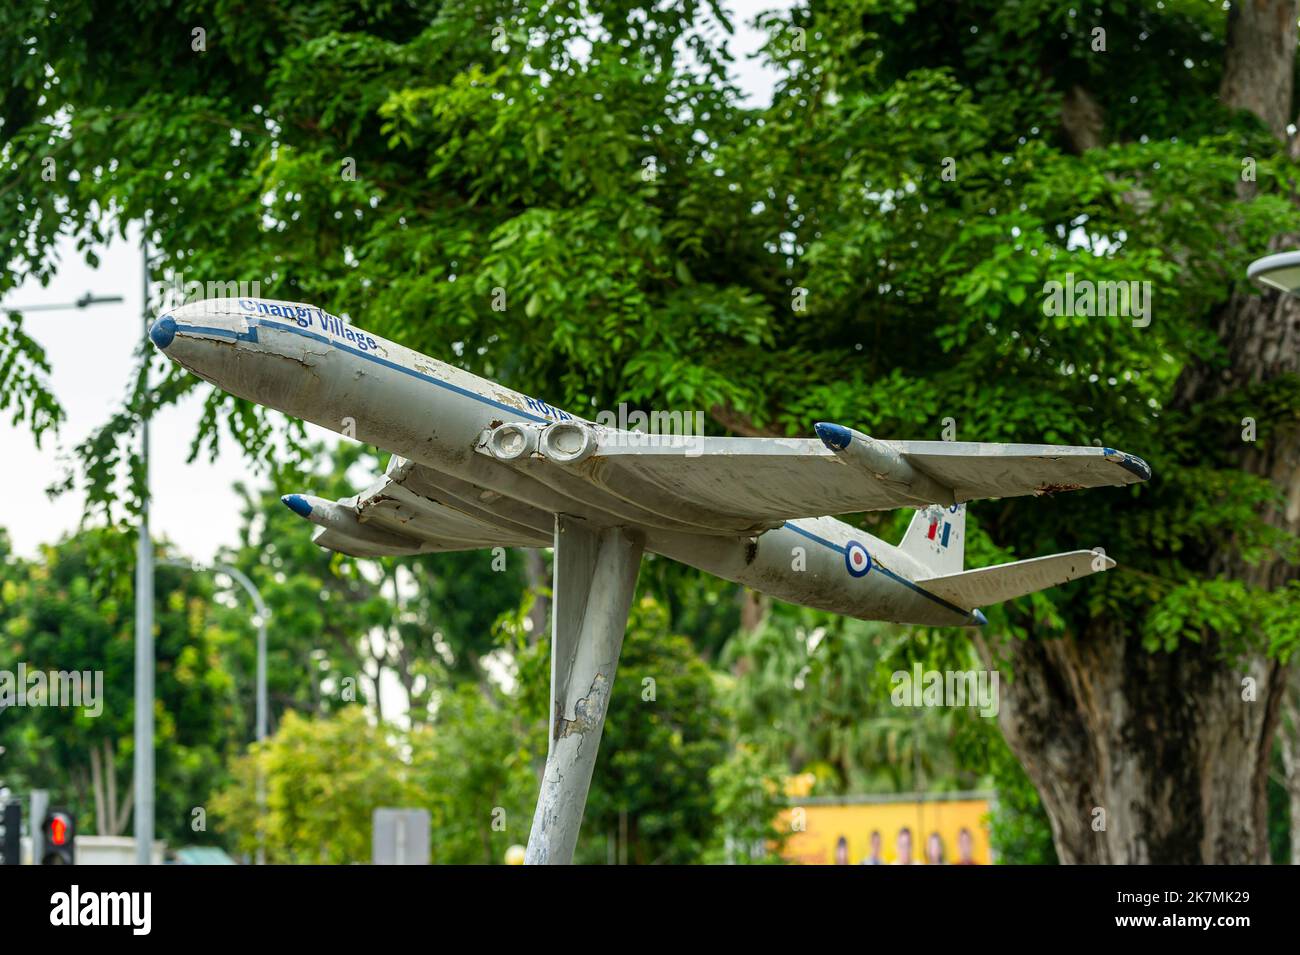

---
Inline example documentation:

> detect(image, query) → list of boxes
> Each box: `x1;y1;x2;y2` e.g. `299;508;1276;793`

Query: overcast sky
0;2;790;563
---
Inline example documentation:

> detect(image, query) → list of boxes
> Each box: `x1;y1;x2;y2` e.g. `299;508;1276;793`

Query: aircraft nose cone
149;315;177;349
814;422;853;451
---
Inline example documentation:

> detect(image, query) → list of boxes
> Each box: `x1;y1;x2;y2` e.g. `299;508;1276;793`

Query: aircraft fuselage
150;298;981;627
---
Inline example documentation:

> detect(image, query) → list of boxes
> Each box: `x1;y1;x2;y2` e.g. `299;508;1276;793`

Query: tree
723;0;1300;862
722;608;979;794
6;0;1300;864
216;440;530;726
212;706;413;864
856;0;1300;864
408;683;537;863
702;743;791;865
0;0;753;522
0;527;244;844
217;443;391;723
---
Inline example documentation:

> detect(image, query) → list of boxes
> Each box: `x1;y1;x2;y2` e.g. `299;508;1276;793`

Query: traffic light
41;809;75;865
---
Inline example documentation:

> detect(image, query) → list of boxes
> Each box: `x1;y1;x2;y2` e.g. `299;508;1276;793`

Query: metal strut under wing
525;516;644;865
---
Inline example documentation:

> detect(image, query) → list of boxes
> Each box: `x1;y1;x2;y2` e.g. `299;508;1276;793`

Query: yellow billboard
778;792;993;865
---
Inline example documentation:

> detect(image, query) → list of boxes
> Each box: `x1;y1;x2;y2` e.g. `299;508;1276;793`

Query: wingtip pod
814;422;853;451
282;493;340;525
816;422;956;507
281;493;314;518
281;492;422;551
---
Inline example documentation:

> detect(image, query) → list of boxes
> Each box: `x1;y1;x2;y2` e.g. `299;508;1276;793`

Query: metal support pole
525;517;643;865
256;607;267;862
256;612;268;742
134;236;154;866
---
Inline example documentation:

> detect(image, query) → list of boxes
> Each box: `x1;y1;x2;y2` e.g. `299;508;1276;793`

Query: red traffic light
40;809;75;864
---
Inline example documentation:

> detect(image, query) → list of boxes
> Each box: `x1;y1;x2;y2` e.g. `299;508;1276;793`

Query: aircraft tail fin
899;504;965;577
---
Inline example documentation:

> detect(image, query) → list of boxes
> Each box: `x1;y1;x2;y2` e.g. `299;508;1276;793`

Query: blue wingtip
1102;447;1153;482
149;315;177;349
281;494;313;518
971;609;988;627
814;422;853;451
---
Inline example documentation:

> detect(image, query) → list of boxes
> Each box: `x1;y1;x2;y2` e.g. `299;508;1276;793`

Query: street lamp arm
158;557;269;622
214;564;270;623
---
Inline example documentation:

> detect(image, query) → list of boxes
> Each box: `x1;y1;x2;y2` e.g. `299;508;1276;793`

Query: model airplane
149;296;1151;863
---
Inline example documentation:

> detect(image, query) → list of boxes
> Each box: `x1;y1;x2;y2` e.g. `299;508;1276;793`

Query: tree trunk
1280;668;1300;864
977;1;1300;863
103;739;119;837
113;753;134;837
1220;0;1298;139
739;589;768;633
978;250;1300;867
89;741;108;836
974;628;1284;863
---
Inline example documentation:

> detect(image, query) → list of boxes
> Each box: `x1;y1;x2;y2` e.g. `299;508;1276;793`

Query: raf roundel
844;540;872;578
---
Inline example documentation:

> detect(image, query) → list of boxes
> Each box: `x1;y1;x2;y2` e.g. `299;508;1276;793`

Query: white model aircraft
149;297;1150;863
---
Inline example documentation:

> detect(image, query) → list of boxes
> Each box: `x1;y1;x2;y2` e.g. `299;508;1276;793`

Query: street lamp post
1;267;138;860
135;237;154;865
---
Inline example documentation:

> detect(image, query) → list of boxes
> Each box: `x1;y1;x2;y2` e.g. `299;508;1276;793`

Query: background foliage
4;0;1298;862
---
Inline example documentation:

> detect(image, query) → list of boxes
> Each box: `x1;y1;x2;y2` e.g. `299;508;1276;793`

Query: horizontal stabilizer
917;550;1113;609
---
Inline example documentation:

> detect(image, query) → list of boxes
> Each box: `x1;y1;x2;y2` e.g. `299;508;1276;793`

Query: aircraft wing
300;427;1150;555
300;456;551;558
545;430;1150;526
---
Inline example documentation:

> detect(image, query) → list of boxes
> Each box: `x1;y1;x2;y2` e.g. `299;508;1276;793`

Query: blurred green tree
0;527;243;845
5;0;1300;862
212;706;413;864
408;682;537;863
